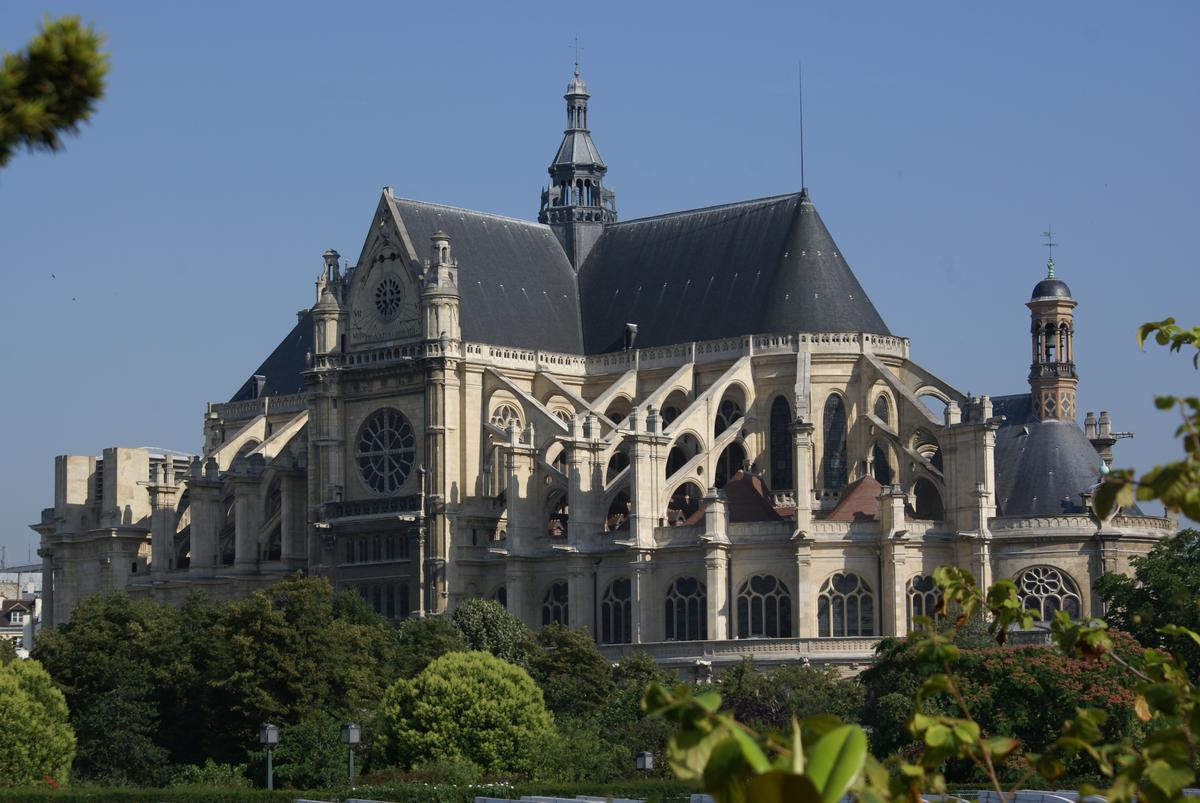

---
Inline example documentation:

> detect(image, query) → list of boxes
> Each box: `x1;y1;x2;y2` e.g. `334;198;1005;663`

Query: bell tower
1026;254;1078;421
538;65;617;270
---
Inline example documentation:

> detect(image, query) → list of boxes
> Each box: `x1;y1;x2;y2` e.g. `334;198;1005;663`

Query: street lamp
635;751;655;773
259;724;279;790
341;722;361;783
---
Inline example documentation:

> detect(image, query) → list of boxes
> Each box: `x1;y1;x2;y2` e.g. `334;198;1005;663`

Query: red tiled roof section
823;476;883;522
724;471;787;523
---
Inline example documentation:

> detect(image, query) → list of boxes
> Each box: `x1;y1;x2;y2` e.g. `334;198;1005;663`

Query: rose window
356;408;416;494
374;277;404;319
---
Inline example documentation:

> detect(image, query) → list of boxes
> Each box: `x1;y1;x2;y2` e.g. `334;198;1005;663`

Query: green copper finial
1042;226;1058;277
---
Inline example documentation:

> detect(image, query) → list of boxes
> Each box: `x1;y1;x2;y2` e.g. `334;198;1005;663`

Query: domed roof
566;70;588;96
1031;277;1072;300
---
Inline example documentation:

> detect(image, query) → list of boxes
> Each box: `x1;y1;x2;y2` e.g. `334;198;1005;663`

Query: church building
32;69;1172;670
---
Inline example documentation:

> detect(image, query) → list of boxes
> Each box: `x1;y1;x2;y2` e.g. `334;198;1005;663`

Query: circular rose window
374;276;404;319
356;408;415;494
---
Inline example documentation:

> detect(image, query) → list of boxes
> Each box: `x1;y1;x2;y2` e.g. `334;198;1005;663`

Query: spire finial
1042;226;1058;277
571;36;583;77
798;60;806;191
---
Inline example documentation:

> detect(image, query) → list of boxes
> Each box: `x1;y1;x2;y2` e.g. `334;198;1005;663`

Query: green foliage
0;658;75;787
245;710;347;790
0;638;16;665
0;16;108;167
716;658;864;734
379;650;555;776
169;760;250;788
391;614;467;679
450;597;531;664
1096;528;1200;675
33;577;398;781
407;755;483;786
524;622;615;716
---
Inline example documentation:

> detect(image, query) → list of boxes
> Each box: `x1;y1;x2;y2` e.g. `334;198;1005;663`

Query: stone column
630;552;654;643
704;546;729;642
794;537;815;637
791;419;816;536
37;546;54;627
878;484;910;636
568;556;590;633
148;462;180;577
629;408;670;550
567;414;605;550
231;464;264;573
506;561;534;627
280;472;305;566
188;457;223;577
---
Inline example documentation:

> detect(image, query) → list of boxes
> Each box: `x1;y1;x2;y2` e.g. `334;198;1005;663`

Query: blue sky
2;1;1197;562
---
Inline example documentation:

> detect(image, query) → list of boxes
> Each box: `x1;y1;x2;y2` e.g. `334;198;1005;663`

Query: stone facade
32;72;1172;670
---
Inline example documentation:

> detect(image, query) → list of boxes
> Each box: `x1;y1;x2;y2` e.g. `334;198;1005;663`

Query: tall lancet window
769;396;794;491
822;395;848;490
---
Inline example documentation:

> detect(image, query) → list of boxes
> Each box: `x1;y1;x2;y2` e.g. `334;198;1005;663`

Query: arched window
822;395;848;490
714;442;746;488
1015;566;1082;620
913;478;944;520
873;394;891;425
547;493;569;539
736;575;792;638
665;577;707;641
906;575;942;632
356;407;416;494
490;402;522;430
871;442;893;485
605;490;630;531
601;578;633;645
714;397;743;437
770;396;794;491
491;585;507;609
912;429;943;472
817;572;874;637
397;583;410;618
542;581;569;626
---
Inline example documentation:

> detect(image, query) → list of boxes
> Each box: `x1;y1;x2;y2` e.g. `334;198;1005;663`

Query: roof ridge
609;192;802;227
392;197;550;229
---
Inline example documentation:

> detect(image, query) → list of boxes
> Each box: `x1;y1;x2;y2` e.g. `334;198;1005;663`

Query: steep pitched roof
578;190;891;353
229;310;312;402
391;199;584;354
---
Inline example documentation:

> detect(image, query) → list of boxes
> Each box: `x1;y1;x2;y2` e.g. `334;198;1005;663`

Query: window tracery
490;403;522;430
665;576;707;641
817;572;874;637
770;396;794;491
714;398;743;437
542;581;569;626
906;574;942;632
601;578;632;644
823;395;848;490
736;574;792;638
1015;566;1081;619
356;408;416;494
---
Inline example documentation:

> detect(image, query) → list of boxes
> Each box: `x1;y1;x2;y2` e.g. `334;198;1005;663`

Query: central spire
539;66;617;270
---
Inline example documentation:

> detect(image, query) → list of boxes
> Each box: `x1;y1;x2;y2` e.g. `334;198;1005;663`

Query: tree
717;658;864;734
391;614;467;679
0;658;75;786
0;16;108;167
0;639;15;665
247;710;347;789
1096;528;1200;673
524;623;615;717
32;592;176;785
451;597;530;665
379;650;554;777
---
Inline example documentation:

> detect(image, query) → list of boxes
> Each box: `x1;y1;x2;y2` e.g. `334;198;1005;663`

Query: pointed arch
769;395;794;491
822;393;848;490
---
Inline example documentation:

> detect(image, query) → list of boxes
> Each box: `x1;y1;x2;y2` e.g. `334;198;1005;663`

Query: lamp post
341;722;361;783
635;750;655;773
259;723;279;790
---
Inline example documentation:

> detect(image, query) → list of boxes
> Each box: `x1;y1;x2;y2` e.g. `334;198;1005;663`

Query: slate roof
991;393;1106;516
391;199;584;354
1031;277;1073;300
229;311;312;402
577;190;891;353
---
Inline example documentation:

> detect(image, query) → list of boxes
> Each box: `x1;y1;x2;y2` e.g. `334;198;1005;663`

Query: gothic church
32;69;1172;670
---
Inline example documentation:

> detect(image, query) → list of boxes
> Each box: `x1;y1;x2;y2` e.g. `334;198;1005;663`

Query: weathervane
1042;226;1058;277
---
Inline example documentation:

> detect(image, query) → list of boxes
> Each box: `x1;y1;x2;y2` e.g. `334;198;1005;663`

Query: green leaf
747;771;822;803
1155;395;1179;410
790;717;805;775
982;735;1020;759
1144;760;1193;798
703;737;750;803
695;690;722;713
804;724;868;803
666;718;725;782
720;719;772;774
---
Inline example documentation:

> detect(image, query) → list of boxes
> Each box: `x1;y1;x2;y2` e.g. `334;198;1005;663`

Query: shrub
0;659;75;786
379;650;554;776
451;597;531;665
